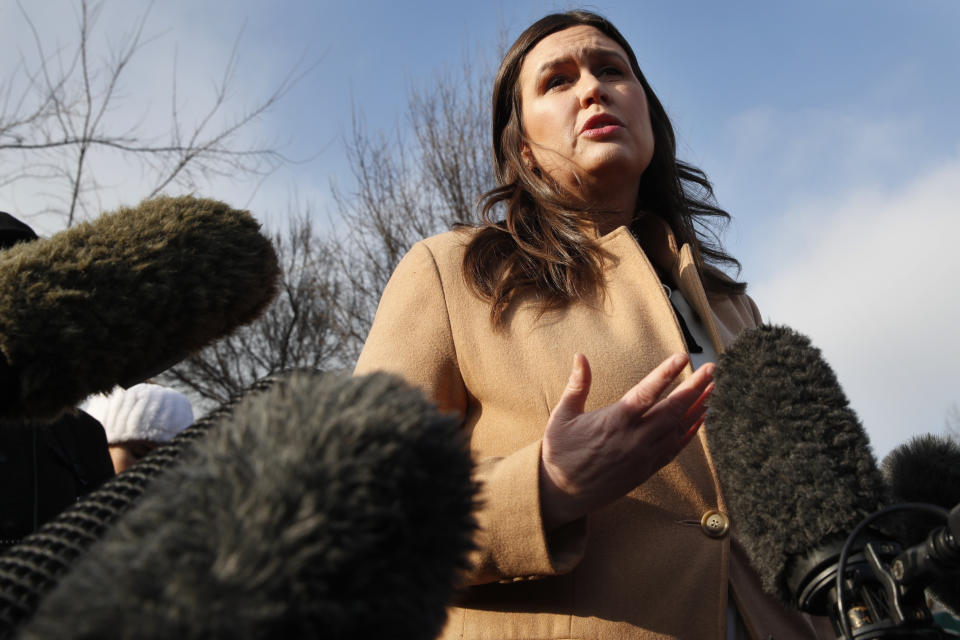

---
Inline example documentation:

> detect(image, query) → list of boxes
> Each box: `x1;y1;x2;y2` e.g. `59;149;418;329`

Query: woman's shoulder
706;287;763;331
380;228;480;296
408;226;480;270
418;226;479;250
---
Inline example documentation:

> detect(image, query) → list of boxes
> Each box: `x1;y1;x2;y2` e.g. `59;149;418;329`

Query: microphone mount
787;503;960;639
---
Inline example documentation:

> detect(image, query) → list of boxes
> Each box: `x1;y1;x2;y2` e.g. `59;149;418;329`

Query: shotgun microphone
706;325;958;637
706;324;886;605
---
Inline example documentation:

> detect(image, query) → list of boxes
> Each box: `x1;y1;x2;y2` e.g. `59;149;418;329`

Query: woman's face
517;25;654;205
108;440;158;473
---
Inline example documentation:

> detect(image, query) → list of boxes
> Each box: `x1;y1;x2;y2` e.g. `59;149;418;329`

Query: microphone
707;325;960;637
883;435;960;615
883;435;960;526
705;324;887;608
18;371;477;640
0;377;269;639
0;195;279;421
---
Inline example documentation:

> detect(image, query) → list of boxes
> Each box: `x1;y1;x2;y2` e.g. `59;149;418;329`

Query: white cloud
750;156;960;459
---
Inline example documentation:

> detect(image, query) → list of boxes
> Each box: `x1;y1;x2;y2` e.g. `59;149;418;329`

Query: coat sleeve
354;241;467;414
354;240;586;585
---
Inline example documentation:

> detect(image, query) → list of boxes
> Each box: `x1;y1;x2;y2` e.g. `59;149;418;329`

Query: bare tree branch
1;0;316;227
327;52;494;362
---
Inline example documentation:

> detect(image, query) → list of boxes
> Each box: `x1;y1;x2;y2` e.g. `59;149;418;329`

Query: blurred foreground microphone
20;371;477;640
0;195;279;421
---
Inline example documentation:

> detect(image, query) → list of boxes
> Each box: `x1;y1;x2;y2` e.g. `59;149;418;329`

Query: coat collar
597;217;726;355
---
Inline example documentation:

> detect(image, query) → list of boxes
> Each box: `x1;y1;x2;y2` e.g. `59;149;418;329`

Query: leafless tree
164;46;497;403
329;54;495;362
0;0;311;227
2;1;500;401
158;214;347;412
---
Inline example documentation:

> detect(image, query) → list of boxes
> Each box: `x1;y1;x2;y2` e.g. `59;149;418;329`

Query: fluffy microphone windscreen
0;379;265;640
883;434;960;518
0;195;279;421
706;324;886;603
882;434;960;614
20;371;477;640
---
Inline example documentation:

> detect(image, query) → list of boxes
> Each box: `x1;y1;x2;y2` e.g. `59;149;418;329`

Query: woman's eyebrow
535;47;629;80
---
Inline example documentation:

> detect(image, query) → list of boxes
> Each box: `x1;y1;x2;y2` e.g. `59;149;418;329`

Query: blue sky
1;0;958;458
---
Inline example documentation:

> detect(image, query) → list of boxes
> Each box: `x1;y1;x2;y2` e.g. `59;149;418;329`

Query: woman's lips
580;114;625;138
581;124;623;139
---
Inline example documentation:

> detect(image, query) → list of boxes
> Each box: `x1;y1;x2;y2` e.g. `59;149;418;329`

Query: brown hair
463;10;746;326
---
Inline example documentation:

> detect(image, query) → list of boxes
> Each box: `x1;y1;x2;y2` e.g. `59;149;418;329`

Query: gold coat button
700;509;730;538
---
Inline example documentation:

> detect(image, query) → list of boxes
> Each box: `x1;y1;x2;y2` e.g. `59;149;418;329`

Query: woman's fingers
619;355;713;423
679;378;714;425
652;414;706;471
680;415;705;446
549;353;592;424
635;362;715;444
540;354;716;530
618;353;690;418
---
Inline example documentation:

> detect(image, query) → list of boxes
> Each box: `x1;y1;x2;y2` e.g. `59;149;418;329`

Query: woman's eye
598;66;623;78
546;74;569;90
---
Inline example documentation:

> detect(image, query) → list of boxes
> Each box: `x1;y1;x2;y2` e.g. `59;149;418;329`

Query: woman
356;10;828;639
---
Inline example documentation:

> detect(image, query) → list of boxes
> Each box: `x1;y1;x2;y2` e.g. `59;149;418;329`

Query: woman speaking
356;10;828;639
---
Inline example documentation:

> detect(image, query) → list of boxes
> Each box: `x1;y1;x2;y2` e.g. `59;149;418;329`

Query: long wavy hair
463;10;746;326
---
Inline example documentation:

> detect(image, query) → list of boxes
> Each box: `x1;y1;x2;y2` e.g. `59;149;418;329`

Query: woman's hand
539;353;714;531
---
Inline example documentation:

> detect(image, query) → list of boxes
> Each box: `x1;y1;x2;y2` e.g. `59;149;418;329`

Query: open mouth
581;114;625;137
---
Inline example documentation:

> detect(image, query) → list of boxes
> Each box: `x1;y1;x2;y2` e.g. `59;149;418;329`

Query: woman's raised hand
539;353;714;532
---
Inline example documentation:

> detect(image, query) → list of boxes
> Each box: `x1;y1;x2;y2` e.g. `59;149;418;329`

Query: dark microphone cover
883;434;960;519
882;434;960;614
0;195;279;421
706;324;886;604
20;371;477;640
0;380;256;639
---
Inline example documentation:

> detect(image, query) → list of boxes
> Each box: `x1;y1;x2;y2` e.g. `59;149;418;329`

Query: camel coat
355;218;829;639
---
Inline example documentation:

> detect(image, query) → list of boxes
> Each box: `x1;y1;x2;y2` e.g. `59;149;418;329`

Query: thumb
550;353;592;424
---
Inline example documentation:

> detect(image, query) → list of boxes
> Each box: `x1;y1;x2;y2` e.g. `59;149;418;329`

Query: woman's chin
581;148;650;180
582;159;647;191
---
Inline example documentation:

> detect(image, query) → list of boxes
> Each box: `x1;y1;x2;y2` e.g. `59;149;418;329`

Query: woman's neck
591;212;632;235
588;194;637;236
581;178;639;235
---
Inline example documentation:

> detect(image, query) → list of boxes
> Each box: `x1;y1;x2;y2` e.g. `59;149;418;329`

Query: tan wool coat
355;218;830;639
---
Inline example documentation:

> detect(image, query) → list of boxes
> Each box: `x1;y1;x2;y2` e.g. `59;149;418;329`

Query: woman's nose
578;74;609;108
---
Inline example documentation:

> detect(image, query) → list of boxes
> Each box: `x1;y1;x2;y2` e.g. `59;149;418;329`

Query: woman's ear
521;144;537;172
